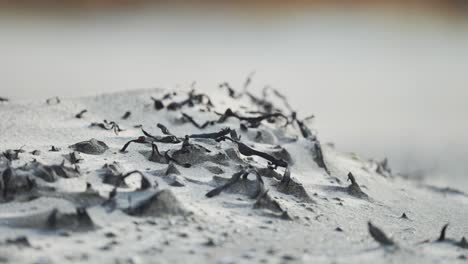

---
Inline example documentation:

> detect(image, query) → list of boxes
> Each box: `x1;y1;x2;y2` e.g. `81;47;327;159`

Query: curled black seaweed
120;136;149;152
142;128;181;144
75;109;87;119
189;128;232;140
165;90;214;111
216;136;288;169
90;120;123;135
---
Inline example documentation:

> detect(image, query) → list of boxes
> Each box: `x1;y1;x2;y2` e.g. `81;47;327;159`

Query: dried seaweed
437;224;449;242
367;221;395;246
165;90;214;111
276;168;314;203
151;97;164;110
46;97;60;105
1;167;37;202
75;109;87;119
313;141;330;175
90;120;123;135
181;113;216;129
121;111;131;120
19;161;81;183
189;128;232;139
216;136;288;169
49;146;61;152
347;172;369;199
219;82;242;99
3;148;24;161
431;224;468;249
253;190;291;220
0;97;9;102
69;151;83;164
142;127;181;144
216;108;288;128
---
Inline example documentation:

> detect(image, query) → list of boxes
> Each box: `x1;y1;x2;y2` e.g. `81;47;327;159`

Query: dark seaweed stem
120;170;152;190
262;86;293;112
0;97;9;102
219;82;242;99
189;128;232;139
90;120;123;135
368;222;396;246
181;113;216;129
164;90;215;111
120;136;149;152
151;97;164;110
75;109;87;119
291;112;316;140
217;136;288;169
313;141;330;175
438;224;449;242
215;108;289;128
121;111;131;120
141;128;181;144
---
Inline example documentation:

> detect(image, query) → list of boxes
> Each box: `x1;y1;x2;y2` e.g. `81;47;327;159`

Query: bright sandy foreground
0;88;467;263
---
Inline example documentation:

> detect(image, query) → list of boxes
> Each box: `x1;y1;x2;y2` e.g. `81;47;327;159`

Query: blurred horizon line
1;0;467;17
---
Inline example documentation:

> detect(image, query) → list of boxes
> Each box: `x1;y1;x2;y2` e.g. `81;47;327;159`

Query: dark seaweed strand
217;136;288;169
438;224;449;242
90;120;123;135
121;111;131;120
262;86;293;112
141;128;181;144
189;128;232;139
215;108;289;127
156;123;175;136
75;109;88;118
181;113;216;129
313;141;330;175
219;82;242;99
0;97;9;102
205;170;245;198
120;136;148;152
165;90;214;111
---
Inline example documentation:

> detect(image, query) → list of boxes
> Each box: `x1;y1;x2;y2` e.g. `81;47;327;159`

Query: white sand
0;88;467;264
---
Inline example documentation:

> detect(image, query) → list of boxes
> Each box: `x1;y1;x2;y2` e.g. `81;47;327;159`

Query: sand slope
0;88;467;264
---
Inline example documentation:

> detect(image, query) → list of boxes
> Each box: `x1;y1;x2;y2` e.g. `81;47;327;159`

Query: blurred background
0;1;467;190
